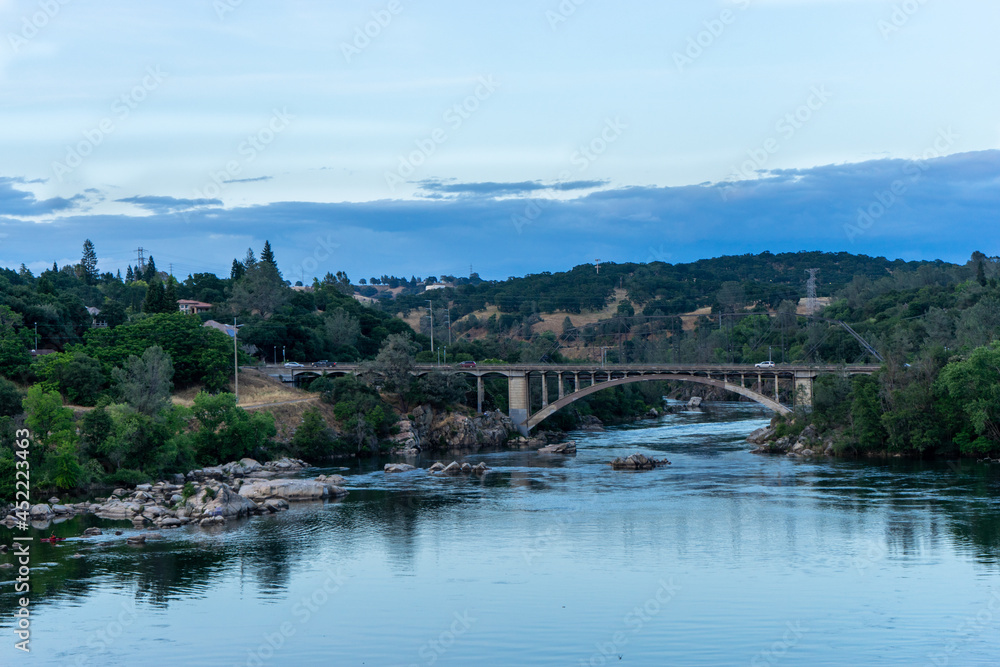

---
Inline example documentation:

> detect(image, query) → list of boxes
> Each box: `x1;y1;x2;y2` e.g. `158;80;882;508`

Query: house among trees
178;299;213;315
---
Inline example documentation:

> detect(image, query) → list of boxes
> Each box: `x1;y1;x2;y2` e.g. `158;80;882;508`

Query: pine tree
116;269;122;282
144;256;157;283
260;240;281;279
231;259;245;281
52;262;58;273
261;241;276;267
164;277;178;311
142;280;167;314
126;266;134;282
977;261;987;287
243;248;257;270
81;239;99;284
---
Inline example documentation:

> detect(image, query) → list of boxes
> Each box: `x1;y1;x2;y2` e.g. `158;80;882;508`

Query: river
3;402;1000;665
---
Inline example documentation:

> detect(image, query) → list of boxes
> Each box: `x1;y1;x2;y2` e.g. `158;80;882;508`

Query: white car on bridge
754;360;776;368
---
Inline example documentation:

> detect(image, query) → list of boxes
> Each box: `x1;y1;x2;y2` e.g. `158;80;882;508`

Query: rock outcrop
749;423;835;458
539;441;577;454
610;453;671;470
238;479;348;502
391;407;515;454
0;457;335;532
428;461;490;476
384;463;417;474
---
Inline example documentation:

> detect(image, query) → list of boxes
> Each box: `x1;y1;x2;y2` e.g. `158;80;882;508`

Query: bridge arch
525;373;790;431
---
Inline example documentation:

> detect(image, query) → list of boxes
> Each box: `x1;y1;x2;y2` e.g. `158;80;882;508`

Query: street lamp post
282;346;286;363
426;300;434;353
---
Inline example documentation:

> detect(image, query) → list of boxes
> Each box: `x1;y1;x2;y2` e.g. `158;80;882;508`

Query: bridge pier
541;374;549;408
794;371;814;408
558;373;565;400
477;375;484;414
508;371;530;435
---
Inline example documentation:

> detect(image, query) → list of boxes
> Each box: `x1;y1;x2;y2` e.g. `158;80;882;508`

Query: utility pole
233;317;238;401
273;346;277;365
33;322;37;351
426;299;434;352
445;308;452;345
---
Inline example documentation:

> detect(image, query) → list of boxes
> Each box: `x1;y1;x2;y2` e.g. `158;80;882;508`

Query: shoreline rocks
0;457;346;533
748;423;835;458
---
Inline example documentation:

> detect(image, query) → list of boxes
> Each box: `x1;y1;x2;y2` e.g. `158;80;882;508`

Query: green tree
359;333;417;405
81;239;99;285
191;392;275;463
111;345;174;416
35;352;107;406
938;343;1000;454
22;385;75;448
0;377;22;417
289;408;337;462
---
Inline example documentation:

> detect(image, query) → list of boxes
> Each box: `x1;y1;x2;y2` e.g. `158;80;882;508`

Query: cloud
0;177;83;217
0;150;997;281
115;195;223;213
416;179;607;198
221;176;273;184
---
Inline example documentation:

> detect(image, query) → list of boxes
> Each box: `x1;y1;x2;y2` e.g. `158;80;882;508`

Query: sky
0;0;998;282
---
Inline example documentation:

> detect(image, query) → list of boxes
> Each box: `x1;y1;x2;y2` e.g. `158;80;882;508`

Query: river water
3;402;1000;666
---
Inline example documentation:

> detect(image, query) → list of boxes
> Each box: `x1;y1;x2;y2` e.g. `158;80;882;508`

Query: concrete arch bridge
268;363;879;436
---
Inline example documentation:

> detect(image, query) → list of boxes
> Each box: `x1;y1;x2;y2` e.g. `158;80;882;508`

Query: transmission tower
805;269;819;315
135;247;146;273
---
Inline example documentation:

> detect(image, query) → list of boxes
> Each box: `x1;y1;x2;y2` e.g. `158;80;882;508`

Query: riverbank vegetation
3;242;1000;500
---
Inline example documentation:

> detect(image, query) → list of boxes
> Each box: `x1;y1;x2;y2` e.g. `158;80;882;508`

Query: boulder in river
384;463;417;474
238;479;347;502
539;441;577;454
610;453;671;470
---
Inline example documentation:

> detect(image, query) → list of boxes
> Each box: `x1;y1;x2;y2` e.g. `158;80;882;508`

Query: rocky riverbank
389;407;516;454
0;457;348;531
747;422;836;458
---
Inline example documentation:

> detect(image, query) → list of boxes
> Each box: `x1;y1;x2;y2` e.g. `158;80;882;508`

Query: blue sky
0;0;997;280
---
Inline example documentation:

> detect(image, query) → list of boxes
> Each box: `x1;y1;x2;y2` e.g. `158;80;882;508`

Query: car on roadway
457;360;477;368
313;360;337;367
754;360;776;369
283;362;304;368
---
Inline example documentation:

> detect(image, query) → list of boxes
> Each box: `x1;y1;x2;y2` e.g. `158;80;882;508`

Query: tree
191;391;276;463
260;240;280;278
938;342;1000;453
359;334;417;402
143;279;168;314
81;313;234;390
231;259;245;281
0;378;22;418
324;308;361;349
81;239;99;284
228;261;289;318
144;256;157;283
22;385;75;448
289;408;337;462
164;277;178;311
112;345;174;416
243;248;257;271
126;265;134;282
38;352;107;406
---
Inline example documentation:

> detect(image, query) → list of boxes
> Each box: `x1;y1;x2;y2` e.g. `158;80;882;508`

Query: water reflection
3;402;1000;665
